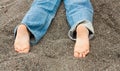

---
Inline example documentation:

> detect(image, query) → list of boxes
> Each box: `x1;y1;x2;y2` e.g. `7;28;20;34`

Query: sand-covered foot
74;24;90;58
14;24;30;53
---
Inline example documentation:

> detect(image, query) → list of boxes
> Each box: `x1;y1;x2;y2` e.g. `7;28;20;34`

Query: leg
64;0;94;58
14;0;61;53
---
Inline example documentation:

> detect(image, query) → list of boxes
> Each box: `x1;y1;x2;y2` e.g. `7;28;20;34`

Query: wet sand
0;0;120;71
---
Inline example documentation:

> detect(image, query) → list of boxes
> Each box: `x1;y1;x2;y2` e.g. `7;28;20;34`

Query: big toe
74;52;79;58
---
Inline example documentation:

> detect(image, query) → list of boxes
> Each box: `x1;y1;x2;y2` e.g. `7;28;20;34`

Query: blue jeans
14;0;94;45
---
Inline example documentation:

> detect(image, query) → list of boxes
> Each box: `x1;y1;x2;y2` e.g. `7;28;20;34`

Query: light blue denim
14;0;94;45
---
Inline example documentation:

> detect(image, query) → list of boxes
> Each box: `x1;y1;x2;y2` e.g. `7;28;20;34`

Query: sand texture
0;0;120;71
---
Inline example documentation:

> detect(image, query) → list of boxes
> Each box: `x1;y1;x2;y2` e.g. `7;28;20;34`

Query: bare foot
74;24;90;58
14;24;30;53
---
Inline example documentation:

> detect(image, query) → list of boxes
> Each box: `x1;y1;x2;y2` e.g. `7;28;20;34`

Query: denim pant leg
64;0;94;40
14;0;61;45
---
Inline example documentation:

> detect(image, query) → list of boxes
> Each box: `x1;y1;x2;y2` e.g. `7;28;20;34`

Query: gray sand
0;0;120;71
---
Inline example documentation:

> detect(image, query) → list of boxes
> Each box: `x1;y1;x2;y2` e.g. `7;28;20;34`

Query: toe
23;49;29;53
78;53;83;58
14;46;22;52
19;48;29;53
82;52;86;58
84;50;89;55
15;48;20;52
74;52;79;58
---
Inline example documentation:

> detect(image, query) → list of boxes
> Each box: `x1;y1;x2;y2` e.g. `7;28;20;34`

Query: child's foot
14;24;30;53
74;24;90;58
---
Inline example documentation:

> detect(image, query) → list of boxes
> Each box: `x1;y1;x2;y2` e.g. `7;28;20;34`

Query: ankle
18;24;27;30
17;24;29;36
76;24;89;38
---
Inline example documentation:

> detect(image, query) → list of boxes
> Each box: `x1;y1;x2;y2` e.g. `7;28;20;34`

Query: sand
0;0;120;71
